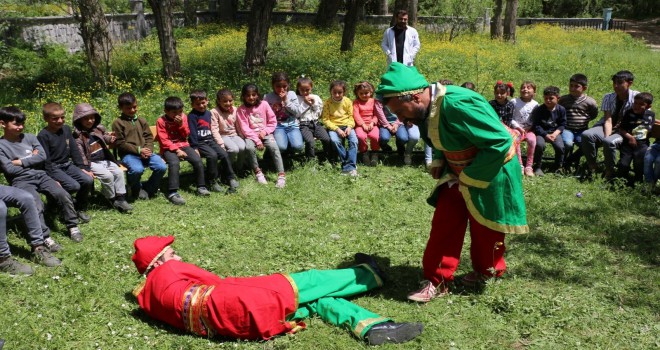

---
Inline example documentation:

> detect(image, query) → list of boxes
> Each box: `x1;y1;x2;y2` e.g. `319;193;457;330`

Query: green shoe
0;256;34;276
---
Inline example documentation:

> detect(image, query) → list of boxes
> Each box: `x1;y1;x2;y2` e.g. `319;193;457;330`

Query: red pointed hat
132;235;174;275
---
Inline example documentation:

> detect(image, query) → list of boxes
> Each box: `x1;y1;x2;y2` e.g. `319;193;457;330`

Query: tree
71;0;113;84
375;0;388;15
490;0;503;39
315;0;343;28
243;0;276;75
146;0;182;78
341;0;367;52
217;0;238;21
503;0;518;42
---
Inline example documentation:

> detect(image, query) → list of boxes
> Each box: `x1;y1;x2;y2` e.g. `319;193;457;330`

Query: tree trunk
490;0;503;39
243;0;276;75
407;0;417;27
217;0;238;21
315;0;343;28
375;0;388;15
503;0;518;42
183;0;197;27
72;0;113;84
146;0;182;78
341;0;367;52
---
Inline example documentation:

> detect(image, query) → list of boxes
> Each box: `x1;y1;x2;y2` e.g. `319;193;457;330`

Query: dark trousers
300;121;333;159
197;140;236;183
0;185;47;257
48;162;94;211
534;135;565;170
162;146;206;192
617;142;648;183
12;173;78;229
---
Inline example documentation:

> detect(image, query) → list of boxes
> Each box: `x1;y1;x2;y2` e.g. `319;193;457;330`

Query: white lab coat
381;26;421;66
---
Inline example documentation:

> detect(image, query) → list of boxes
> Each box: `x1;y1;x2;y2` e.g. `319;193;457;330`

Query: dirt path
622;18;660;51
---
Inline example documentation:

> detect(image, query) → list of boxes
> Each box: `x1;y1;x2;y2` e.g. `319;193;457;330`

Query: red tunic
134;260;298;340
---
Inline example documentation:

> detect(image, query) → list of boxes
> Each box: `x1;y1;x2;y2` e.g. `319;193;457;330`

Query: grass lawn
0;22;659;349
0;157;658;349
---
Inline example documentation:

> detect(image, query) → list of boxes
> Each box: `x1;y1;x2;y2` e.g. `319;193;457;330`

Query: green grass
0;158;658;349
0;23;659;349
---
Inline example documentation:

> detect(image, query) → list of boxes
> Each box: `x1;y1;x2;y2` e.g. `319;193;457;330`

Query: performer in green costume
376;63;528;303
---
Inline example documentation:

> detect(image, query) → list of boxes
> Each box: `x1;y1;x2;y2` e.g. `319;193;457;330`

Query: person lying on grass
131;235;423;345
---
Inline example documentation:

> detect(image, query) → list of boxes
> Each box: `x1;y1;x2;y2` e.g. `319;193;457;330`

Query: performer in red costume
131;236;423;345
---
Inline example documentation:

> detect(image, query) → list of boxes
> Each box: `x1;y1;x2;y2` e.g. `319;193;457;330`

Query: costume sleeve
209;109;225;146
263;102;278;135
236;106;261;146
140;118;155;151
445;96;513;189
112;119;139;155
352;100;365;126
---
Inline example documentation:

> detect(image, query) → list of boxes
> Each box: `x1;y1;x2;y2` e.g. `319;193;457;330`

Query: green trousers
288;264;390;338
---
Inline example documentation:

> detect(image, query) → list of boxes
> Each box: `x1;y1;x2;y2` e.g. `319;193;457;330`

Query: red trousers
423;184;506;286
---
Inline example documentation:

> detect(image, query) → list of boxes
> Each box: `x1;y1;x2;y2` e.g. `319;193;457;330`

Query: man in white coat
381;10;421;67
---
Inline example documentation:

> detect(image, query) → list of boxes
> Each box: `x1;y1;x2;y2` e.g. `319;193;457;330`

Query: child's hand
336;128;345;138
174;114;183;124
278;91;287;100
11;159;22;166
516;127;525;138
32;149;39;155
176;149;187;159
304;96;313;105
627;134;638;148
259;131;267;140
391;124;399;133
364;123;372;132
141;148;151;159
195;149;200;157
82;169;95;179
545;134;556;142
345;126;352;137
256;143;265;151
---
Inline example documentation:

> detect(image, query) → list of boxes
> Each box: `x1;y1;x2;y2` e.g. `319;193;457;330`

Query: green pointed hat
376;62;430;98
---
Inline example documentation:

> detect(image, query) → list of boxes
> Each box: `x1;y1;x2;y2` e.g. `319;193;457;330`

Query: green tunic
423;83;528;234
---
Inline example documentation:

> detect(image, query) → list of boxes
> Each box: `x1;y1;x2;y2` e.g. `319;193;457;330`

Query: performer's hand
430;165;442;179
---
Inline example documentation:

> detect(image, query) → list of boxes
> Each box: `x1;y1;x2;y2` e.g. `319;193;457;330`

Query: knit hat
132;236;174;275
376;62;429;98
72;103;101;127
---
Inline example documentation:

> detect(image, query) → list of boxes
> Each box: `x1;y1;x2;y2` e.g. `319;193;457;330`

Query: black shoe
112;199;133;213
354;253;387;281
364;322;423;346
138;189;149;200
77;211;91;223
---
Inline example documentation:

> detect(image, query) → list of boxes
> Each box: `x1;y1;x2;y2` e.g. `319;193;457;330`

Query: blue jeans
274;125;304;153
644;143;660;184
0;185;46;257
329;128;358;172
122;153;167;195
379;124;420;155
562;129;585;166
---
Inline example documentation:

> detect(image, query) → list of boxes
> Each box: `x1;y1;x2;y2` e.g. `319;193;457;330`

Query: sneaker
44;237;62;252
362;152;371;166
68;226;83;243
31;245;61;267
196;187;211;196
364;322;423;346
0;256;34;275
403;153;412;166
112;199;133;213
209;182;224;192
407;280;447;302
167;192;186;205
138;189;149;200
533;168;544;177
256;172;268;184
275;175;286;189
370;153;379;166
349;169;358;177
524;167;534;177
77;211;91;223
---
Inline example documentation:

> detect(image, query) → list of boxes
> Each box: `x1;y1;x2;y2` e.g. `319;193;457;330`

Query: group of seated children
487;71;657;191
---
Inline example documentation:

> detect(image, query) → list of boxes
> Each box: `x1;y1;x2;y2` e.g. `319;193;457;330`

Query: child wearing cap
72;103;133;213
